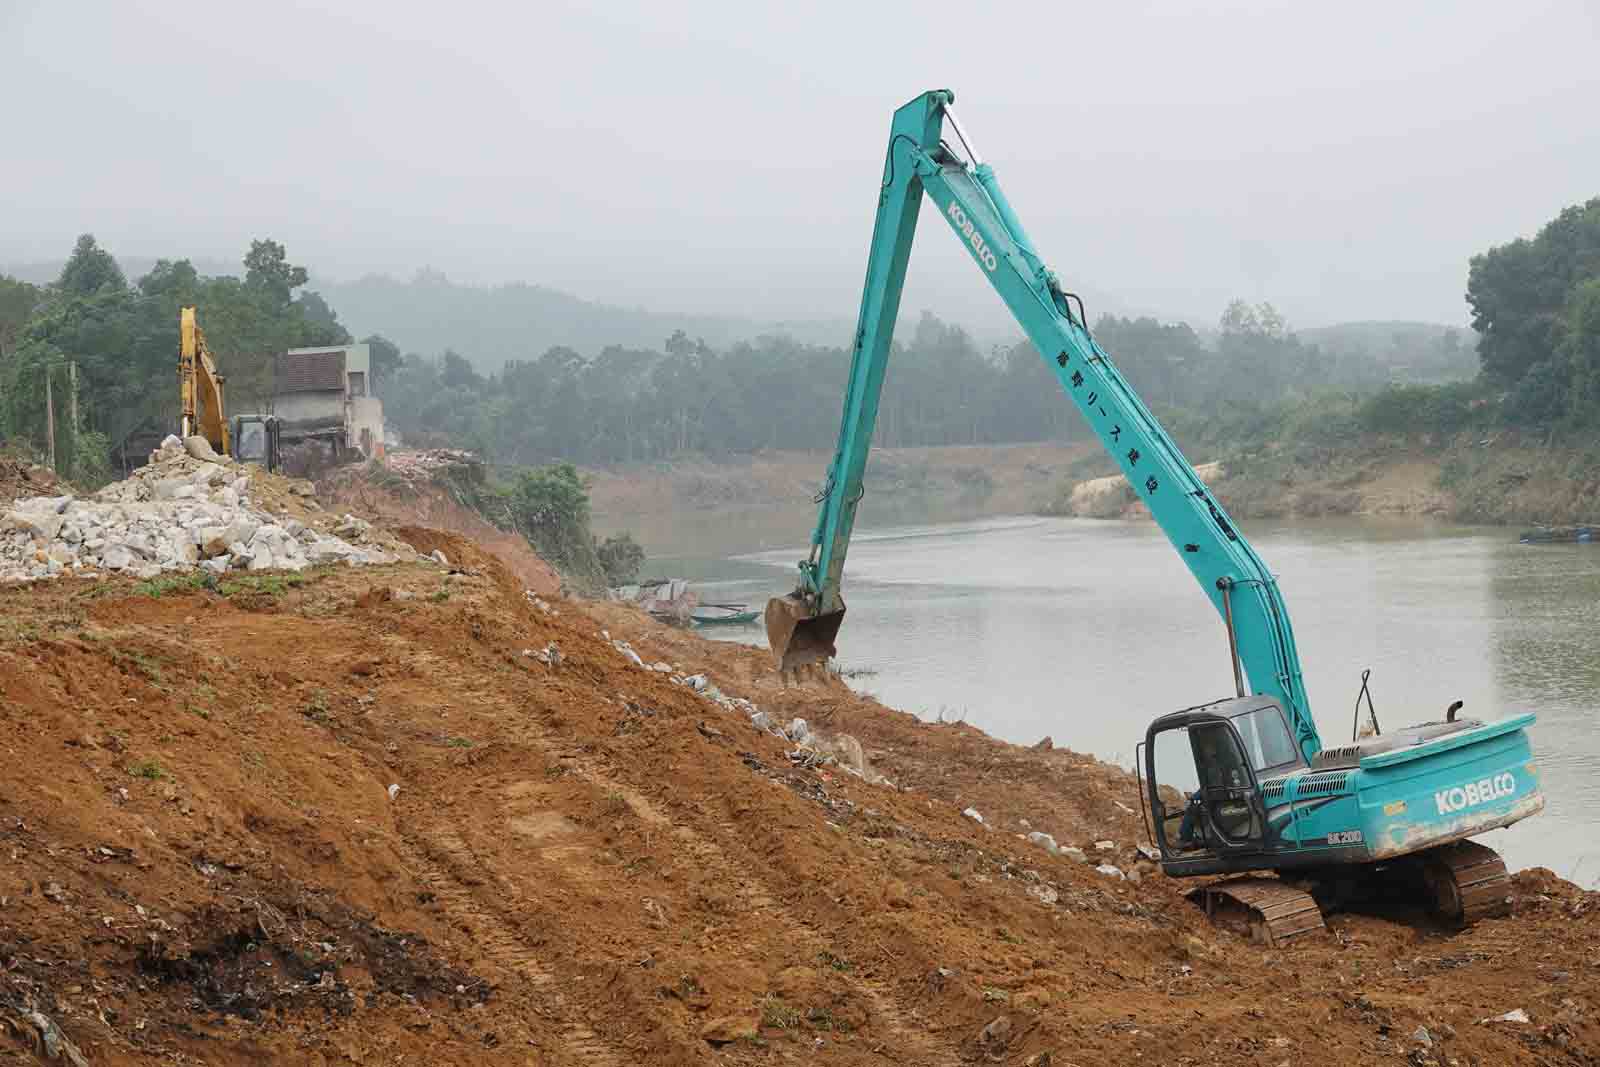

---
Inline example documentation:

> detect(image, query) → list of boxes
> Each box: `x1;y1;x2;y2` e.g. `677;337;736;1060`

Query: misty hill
318;271;855;367
2;256;243;288
1298;320;1467;359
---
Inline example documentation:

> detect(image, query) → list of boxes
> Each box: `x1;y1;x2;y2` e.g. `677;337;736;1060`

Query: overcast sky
3;0;1596;332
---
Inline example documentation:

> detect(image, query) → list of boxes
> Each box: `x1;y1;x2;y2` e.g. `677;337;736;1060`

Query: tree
506;463;600;582
1468;197;1600;386
363;334;403;387
296;289;342;333
0;275;39;359
596;532;645;585
137;259;199;300
439;349;484;391
243;238;309;307
1562;278;1600;416
56;234;126;296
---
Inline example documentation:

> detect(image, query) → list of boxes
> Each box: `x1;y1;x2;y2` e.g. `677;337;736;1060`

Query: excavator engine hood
764;593;844;673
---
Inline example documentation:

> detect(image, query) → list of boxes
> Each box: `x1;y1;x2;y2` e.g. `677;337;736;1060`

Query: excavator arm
767;90;1320;761
179;306;231;457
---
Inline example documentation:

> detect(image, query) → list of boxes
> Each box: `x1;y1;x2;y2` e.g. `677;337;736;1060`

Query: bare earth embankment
586;443;1099;552
0;458;1596;1065
585;439;1598;538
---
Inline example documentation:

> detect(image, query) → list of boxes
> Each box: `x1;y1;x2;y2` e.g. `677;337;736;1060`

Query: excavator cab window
1149;721;1265;855
1229;705;1301;774
236;420;266;462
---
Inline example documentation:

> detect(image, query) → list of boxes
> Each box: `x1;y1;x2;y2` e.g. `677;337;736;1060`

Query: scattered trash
387;784;401;801
1026;831;1060;855
963;807;985;824
1479;1008;1529;1025
525;642;562;666
24;1011;89;1067
1095;864;1125;880
1028;884;1059;905
1094;840;1116;851
1412;1026;1433;1047
979;1015;1013;1054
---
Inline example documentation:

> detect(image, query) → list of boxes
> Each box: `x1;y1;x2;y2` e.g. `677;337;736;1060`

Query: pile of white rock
0;436;396;583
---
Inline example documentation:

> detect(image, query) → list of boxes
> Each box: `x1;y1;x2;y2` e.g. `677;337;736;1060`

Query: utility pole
68;361;79;432
44;366;56;472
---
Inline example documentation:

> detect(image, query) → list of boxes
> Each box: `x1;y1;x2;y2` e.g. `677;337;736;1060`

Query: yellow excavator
178;306;231;457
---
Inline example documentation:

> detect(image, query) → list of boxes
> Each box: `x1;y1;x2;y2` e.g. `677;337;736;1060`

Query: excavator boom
179;306;231;458
768;91;1316;757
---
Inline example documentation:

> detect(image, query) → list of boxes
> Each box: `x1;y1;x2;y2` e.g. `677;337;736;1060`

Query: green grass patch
110;648;165;686
127;759;165;780
132;572;216;598
760;995;802;1030
219;573;309;598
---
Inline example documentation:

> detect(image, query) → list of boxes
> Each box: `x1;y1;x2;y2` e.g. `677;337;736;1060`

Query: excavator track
1187;877;1326;947
1420;840;1511;924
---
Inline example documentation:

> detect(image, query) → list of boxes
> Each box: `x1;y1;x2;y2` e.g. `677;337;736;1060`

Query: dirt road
1;529;1595;1064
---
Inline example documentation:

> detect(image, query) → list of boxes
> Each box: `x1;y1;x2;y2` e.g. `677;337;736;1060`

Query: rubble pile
0;436;401;583
377;447;482;490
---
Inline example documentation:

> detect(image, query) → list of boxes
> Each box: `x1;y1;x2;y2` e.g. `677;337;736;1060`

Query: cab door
1147;719;1266;857
1191;721;1266;853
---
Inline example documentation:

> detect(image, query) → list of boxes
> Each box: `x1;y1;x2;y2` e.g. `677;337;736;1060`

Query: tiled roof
277;349;346;394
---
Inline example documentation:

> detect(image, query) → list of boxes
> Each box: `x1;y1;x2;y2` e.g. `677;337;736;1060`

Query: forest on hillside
2;194;1595;481
376;304;1474;466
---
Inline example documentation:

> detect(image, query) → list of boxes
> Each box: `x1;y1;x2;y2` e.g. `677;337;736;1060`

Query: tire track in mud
541;740;965;1067
394;823;628;1067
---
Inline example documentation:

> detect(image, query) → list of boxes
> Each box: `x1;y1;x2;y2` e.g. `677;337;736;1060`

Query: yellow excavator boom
179;306;230;456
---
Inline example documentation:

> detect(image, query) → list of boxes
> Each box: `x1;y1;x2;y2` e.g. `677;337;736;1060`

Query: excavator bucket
764;594;845;673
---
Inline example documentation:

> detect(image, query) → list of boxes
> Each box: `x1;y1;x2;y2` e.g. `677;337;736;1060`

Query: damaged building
275;343;386;460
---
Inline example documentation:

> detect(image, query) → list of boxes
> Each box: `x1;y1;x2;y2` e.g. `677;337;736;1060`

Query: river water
649;515;1600;885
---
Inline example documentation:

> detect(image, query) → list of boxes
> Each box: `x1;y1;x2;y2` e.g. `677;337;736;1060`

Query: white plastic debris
1479;1008;1530;1025
1095;863;1125;880
962;807;985;824
387;784;401;801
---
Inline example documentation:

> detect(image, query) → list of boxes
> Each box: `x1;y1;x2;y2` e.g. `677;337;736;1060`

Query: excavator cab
1142;697;1302;864
232;414;281;473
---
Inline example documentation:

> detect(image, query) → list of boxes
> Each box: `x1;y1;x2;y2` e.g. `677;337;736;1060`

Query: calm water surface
651;515;1600;885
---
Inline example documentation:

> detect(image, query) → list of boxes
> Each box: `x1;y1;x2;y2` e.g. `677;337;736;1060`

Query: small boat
690;603;760;626
1519;525;1598;544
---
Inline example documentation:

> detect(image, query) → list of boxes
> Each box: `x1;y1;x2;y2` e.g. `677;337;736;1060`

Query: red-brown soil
0;530;1595;1065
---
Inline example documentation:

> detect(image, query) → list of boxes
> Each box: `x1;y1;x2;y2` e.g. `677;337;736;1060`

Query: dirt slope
320;463;560;596
1;536;1596;1065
